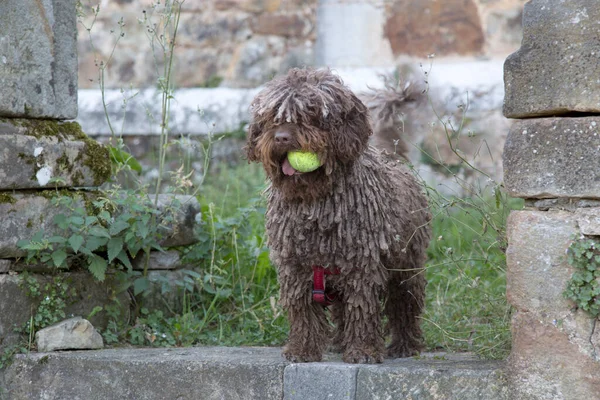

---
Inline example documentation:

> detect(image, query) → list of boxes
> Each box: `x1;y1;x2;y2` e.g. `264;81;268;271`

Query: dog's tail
362;75;423;160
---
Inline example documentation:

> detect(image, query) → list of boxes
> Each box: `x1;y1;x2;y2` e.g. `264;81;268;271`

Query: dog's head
245;68;372;201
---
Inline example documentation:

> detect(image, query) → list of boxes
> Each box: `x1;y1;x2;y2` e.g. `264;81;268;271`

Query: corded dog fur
246;68;431;363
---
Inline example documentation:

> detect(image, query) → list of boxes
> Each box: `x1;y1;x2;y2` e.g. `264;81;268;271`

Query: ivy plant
564;237;600;317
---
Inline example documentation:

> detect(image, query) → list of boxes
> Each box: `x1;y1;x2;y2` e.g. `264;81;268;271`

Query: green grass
103;160;518;358
177;162;289;347
184;162;519;358
422;194;522;359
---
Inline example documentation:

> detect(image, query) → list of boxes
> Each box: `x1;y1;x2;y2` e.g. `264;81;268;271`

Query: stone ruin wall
77;0;526;89
75;0;527;194
0;0;200;352
502;0;600;398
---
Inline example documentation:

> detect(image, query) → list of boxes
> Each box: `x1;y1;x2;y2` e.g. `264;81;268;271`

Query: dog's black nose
274;130;292;144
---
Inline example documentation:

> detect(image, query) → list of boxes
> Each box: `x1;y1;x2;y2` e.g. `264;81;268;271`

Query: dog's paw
282;346;322;363
386;342;422;358
342;348;384;364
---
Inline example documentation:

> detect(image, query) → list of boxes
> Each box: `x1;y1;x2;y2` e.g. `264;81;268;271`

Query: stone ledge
0;120;110;189
1;348;508;400
503;117;600;199
503;0;600;118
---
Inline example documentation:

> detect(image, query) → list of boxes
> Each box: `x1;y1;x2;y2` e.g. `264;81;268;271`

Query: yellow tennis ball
287;151;321;172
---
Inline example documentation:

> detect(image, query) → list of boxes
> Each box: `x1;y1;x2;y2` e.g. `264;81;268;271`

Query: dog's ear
332;93;372;163
244;122;262;162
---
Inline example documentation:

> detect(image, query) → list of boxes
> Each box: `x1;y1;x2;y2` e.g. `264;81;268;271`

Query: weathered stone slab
503;118;600;199
2;348;511;400
284;363;358;399
36;317;103;352
0;193;85;258
155;194;201;248
357;356;508;400
4;347;287;400
0;273;130;349
504;0;600;118
0;120;110;189
132;250;183;271
575;208;600;235
0;193;199;258
509;311;600;400
506;210;578;313
0;0;78;119
506;210;600;399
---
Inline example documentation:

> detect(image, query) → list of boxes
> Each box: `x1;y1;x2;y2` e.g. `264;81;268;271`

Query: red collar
312;265;340;306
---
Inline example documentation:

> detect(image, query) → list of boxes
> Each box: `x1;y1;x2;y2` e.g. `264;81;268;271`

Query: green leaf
108;146;142;174
85;216;99;226
133;277;150;296
107;236;124;263
16;239;31;249
51;249;68;268
109;220;130;236
85;236;108;252
88;255;107;281
69;216;85;226
98;211;111;222
116;250;133;270
68;234;85;253
48;236;67;244
53;214;68;230
89;226;111;239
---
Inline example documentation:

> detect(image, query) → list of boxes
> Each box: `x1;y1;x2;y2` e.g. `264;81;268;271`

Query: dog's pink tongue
282;158;297;176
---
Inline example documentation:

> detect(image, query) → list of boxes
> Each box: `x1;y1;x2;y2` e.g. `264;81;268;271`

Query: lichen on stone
0;192;17;204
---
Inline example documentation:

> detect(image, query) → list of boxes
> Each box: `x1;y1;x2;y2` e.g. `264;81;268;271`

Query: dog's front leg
340;274;385;364
279;265;329;362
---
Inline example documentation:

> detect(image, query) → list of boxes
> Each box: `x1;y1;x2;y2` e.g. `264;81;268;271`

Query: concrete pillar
315;0;393;68
502;1;600;398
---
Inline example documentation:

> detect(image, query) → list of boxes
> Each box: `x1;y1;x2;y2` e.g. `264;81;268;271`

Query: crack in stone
590;318;598;361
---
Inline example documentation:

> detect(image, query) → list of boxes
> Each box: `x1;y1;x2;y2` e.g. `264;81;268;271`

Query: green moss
56;153;74;175
26;218;33;229
7;119;86;142
0;193;17;204
80;141;111;186
72;170;85;187
38;189;79;201
13;120;110;186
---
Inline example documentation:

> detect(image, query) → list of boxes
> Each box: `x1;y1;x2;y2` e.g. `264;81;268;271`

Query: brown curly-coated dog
245;68;431;364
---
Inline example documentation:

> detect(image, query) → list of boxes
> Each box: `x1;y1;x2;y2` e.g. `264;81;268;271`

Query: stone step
0;347;508;400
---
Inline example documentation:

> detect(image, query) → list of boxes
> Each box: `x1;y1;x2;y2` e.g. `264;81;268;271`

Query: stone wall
502;1;600;398
77;0;526;89
0;0;202;354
